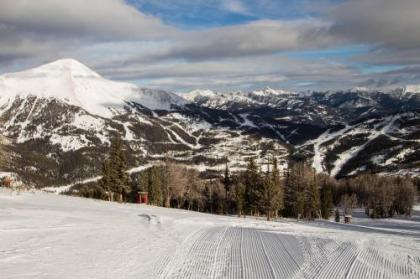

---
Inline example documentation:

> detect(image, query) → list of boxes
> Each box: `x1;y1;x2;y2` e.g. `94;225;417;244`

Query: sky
1;0;420;92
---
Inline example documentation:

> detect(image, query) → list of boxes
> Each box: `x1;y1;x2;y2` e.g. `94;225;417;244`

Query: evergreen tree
257;157;284;221
99;135;129;201
99;159;112;194
162;157;171;208
320;177;334;219
222;163;232;213
136;171;148;192
147;167;163;206
304;175;320;220
283;163;303;218
203;178;226;214
223;163;231;197
271;158;284;217
232;176;246;217
161;164;170;207
185;169;205;211
284;162;320;220
244;158;261;215
110;136;130;200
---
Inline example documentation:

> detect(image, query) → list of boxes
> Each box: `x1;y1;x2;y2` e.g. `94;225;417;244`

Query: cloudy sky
1;0;420;92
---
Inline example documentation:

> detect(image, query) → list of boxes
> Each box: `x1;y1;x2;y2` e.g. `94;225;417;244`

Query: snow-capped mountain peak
0;59;185;118
181;89;218;102
29;58;102;79
252;87;294;96
403;84;420;94
349;87;370;93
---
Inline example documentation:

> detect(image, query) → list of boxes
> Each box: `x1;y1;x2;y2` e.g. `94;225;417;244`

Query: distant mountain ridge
0;59;419;186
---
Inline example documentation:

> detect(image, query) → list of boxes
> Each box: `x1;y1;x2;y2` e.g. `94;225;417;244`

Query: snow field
0;190;419;279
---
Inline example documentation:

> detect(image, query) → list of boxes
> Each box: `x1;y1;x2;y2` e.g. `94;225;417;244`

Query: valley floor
0;189;419;279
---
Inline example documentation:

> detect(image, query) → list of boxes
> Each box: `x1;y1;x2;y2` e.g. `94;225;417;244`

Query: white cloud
0;0;177;65
222;0;250;15
329;0;420;49
2;0;420;91
0;0;175;40
98;19;336;65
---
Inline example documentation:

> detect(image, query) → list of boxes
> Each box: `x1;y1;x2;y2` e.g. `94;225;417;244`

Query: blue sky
0;0;419;92
128;0;324;28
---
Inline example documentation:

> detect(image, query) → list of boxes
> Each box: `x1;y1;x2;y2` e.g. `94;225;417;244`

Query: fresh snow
0;59;186;118
49;134;89;152
252;87;295;96
330;116;398;177
42;164;154;194
0;190;419;279
181;89;218;102
308;113;412;177
239;113;258;128
182;87;296;103
404;85;420;94
311;125;352;173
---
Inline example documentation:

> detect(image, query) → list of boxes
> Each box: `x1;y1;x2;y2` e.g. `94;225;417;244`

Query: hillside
0;60;419;187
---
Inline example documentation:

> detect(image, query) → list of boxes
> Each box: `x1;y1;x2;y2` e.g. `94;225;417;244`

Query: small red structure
1;176;12;187
137;192;149;204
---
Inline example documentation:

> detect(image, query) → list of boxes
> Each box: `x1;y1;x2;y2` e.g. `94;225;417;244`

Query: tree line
69;136;418;221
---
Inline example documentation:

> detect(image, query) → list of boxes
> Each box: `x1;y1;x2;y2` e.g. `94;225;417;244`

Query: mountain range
0;59;419;187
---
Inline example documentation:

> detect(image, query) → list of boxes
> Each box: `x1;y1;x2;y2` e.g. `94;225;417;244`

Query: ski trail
311;124;352;173
344;251;359;279
331;115;398;177
240;227;244;279
258;232;277;279
210;227;228;279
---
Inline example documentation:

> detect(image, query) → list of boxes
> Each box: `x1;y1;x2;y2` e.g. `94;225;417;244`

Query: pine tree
259;174;276;221
284;162;319;220
223;163;231;196
232;176;245;217
244;158;261;216
222;163;232;213
162;157;171;208
99;135;129;201
99;159;112;194
147;167;163;206
305;175;320;220
271;158;284;217
283;163;303;218
320;177;334;219
257;157;284;221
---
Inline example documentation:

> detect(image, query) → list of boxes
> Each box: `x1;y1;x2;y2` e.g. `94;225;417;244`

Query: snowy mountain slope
296;112;420;177
0;60;419;185
1;189;419;278
183;88;420;177
0;97;289;186
181;87;299;110
0;59;186;118
181;89;218;102
0;61;289;186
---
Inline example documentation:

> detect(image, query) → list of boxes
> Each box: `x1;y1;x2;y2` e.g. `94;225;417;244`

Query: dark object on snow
344;215;352;224
334;209;340;223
